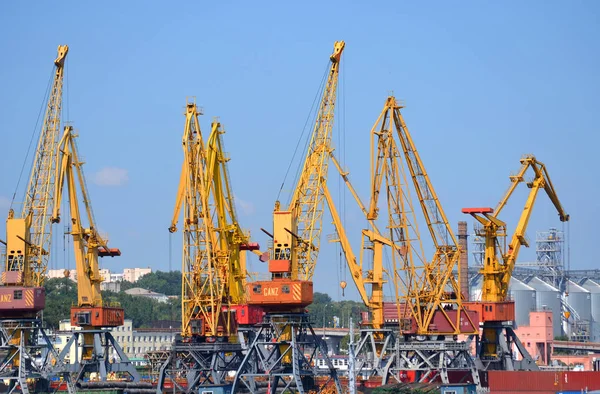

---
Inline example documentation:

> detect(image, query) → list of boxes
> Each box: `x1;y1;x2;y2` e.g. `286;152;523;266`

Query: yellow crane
159;100;260;392
169;99;259;340
49;124;138;383
324;96;480;385
234;42;344;394
463;154;569;370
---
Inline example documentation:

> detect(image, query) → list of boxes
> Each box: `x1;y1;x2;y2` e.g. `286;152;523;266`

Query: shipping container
488;371;600;392
224;304;265;325
383;302;479;334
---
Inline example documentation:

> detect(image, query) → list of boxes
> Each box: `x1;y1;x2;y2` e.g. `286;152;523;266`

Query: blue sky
0;1;598;302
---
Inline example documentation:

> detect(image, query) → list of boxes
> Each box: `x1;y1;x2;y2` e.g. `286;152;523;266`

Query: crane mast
463;155;569;370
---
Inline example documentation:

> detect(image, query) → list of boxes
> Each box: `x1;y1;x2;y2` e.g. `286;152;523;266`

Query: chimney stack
458;221;469;301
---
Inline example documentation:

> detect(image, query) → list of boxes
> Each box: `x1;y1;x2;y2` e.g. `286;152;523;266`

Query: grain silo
580;279;600;342
469;274;483;302
527;277;562;337
509;277;536;328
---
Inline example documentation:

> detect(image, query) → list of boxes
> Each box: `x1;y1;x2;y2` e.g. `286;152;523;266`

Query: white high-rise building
123;268;151;283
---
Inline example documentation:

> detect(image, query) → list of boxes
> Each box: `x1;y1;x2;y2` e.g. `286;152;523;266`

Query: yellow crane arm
170;104;208;233
14;45;68;287
287;41;345;281
322;182;369;306
499;156;569;299
205;119;255;304
391;98;458;250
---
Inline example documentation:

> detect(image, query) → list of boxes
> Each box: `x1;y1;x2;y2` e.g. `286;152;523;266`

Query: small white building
125;287;168;303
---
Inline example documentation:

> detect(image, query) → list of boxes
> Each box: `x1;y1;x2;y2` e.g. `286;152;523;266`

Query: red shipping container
488;371;600;392
224;304;265;325
382;302;479;334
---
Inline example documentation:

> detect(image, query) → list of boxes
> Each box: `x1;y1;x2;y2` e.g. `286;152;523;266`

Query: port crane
0;45;71;393
325;96;479;385
233;42;345;394
157;100;260;393
463;155;569;371
48;125;141;384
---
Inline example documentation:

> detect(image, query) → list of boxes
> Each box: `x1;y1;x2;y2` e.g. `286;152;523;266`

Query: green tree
133;271;182;296
43;278;77;329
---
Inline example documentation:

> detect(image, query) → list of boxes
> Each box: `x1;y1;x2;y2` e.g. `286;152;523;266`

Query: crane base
474;322;539;371
156;340;246;393
0;318;74;394
388;339;482;385
50;328;140;384
232;312;342;394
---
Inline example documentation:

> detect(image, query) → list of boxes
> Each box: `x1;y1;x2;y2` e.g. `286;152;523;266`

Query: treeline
119;270;182;296
44;272;367;331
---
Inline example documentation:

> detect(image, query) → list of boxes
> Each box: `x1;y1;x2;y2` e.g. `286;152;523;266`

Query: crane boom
205;121;257;304
21;45;69;287
287;41;344;281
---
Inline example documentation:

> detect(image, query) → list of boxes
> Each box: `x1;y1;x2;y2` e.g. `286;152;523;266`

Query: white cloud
0;196;10;211
93;167;129;187
235;195;255;215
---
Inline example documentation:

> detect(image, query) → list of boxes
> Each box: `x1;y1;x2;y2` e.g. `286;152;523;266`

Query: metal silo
565;280;591;323
469;274;483;302
527;277;562;337
509;277;536;328
580;279;600;342
564;280;591;341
